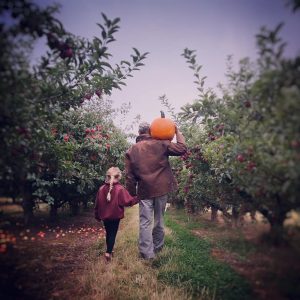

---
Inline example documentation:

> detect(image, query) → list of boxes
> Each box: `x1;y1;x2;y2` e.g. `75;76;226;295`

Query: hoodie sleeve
118;186;139;207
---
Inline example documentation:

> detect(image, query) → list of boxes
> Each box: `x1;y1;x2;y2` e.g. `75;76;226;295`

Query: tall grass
78;206;192;300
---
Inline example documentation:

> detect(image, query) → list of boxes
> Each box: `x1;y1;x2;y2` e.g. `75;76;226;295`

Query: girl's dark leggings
103;219;120;254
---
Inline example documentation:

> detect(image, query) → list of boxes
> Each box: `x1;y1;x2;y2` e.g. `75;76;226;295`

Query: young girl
95;167;138;262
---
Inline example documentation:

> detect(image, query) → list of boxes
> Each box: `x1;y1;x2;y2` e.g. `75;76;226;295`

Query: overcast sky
35;0;300;129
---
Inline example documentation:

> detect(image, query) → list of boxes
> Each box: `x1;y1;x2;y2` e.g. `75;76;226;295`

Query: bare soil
0;209;105;300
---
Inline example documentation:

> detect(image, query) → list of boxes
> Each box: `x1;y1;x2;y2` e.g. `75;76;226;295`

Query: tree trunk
260;208;287;245
232;206;239;227
22;193;34;225
268;215;287;245
49;204;58;220
70;199;79;216
211;205;218;222
19;178;34;225
82;200;88;210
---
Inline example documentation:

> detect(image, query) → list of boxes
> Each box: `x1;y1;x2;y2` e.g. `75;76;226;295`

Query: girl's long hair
105;167;122;201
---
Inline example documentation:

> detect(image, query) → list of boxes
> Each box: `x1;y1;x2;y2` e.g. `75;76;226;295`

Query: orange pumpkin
150;111;176;140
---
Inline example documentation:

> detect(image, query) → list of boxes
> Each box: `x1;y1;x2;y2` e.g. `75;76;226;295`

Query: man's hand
175;125;181;135
174;125;186;144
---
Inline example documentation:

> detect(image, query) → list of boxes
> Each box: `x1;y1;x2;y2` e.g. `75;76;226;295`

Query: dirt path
0;207;188;300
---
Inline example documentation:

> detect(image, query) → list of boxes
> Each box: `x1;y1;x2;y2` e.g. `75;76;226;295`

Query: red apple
95;90;102;98
64;48;73;58
244;100;251;108
291;140;300;148
236;154;245;162
84;93;92;100
246;161;256;171
60;47;73;59
63;134;69;142
90;154;97;161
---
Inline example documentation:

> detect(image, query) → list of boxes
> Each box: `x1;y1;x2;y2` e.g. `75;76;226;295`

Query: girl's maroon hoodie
94;182;138;221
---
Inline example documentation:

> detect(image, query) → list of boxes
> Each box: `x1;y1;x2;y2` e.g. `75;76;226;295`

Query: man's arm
125;151;138;196
167;127;187;156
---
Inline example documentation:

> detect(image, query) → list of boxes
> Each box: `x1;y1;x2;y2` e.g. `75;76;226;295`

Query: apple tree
0;0;148;223
177;23;300;241
33;96;129;218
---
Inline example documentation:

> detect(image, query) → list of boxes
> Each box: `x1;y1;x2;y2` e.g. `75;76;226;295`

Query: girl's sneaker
104;253;112;263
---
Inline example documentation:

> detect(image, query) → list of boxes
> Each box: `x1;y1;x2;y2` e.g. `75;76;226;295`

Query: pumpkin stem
160;111;165;118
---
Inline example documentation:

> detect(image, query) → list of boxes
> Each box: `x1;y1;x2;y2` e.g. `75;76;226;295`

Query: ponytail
107;175;115;202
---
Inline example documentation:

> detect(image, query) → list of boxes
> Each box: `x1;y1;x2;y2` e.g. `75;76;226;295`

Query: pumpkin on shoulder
150;111;175;140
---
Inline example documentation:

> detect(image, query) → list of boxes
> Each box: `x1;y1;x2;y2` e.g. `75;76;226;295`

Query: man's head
138;122;150;135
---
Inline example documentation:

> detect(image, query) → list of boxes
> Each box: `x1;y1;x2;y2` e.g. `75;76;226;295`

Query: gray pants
139;194;168;259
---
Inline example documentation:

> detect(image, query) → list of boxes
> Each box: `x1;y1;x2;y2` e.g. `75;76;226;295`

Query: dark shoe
154;247;163;254
139;252;154;259
142;257;155;266
104;253;112;263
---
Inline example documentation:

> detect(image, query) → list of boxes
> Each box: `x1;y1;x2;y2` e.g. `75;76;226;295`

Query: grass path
79;205;252;300
78;206;190;300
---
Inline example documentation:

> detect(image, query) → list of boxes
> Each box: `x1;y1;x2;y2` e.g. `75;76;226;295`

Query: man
125;122;187;259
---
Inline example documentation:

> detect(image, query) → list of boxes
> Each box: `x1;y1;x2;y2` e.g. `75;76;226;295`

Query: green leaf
112;17;121;25
132;47;140;56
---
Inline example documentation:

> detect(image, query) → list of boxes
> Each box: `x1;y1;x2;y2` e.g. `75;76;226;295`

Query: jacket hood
136;134;153;143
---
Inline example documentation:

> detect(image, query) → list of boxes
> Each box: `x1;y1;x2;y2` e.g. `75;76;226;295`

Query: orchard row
169;25;300;242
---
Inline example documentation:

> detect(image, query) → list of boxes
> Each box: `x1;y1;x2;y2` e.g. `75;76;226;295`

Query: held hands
131;195;140;206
